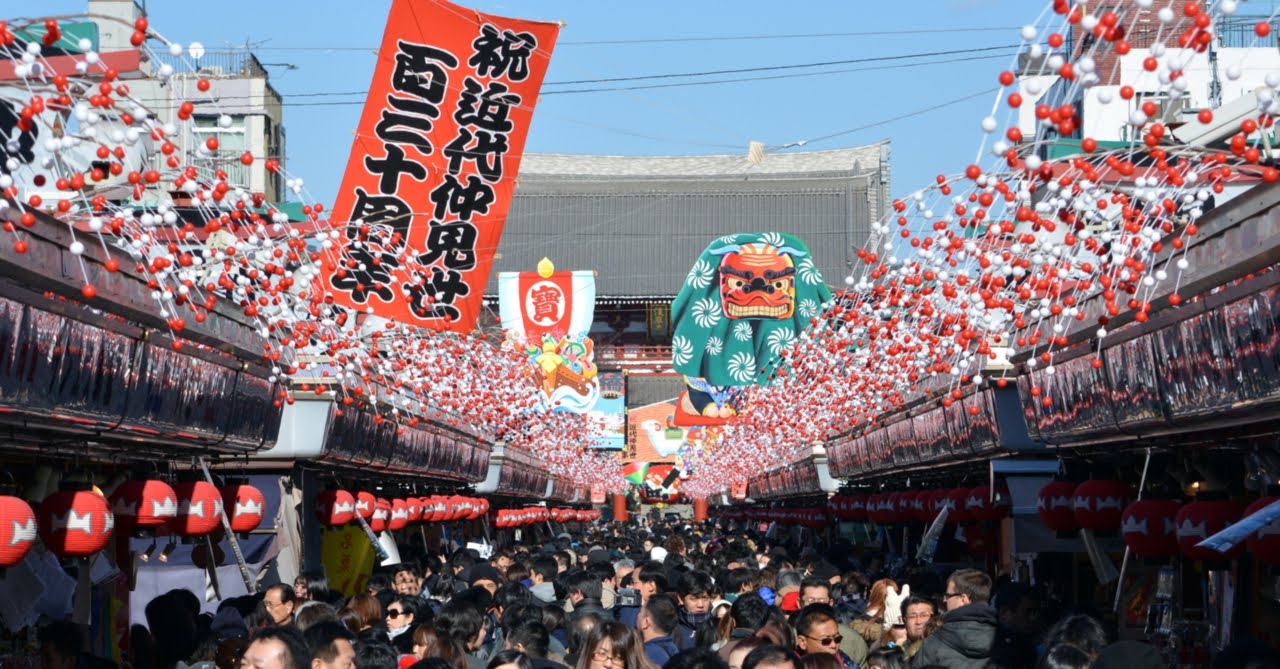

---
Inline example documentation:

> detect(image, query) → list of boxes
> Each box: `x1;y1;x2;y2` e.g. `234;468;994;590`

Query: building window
191;114;249;188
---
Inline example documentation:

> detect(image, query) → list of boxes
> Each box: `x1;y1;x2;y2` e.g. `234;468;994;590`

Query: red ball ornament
389;499;409;531
1073;480;1133;530
109;479;178;530
1121;499;1180;557
0;496;36;567
1038;481;1079;532
39;490;114;558
170;482;222;537
220;484;265;534
1244;496;1280;565
355;491;376;520
314;490;355;527
1176;499;1244;561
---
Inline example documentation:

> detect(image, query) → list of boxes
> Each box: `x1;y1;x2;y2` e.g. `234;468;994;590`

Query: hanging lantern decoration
930;489;957;523
109;479;178;531
1121;499;1180;558
171;482;222;537
1037;481;1079;532
0;496;37;567
315;490;356;527
1073;480;1133;530
406;497;423;523
467;498;484;521
948;488;974;524
476;498;490;516
369;498;391;534
220;484;266;534
965;486;1010;522
39;490;114;558
495;510;508;528
844;494;868;522
1176;499;1244;561
1244;495;1280;565
965;523;998;555
389;499;409;532
911;491;931;523
354;492;377;520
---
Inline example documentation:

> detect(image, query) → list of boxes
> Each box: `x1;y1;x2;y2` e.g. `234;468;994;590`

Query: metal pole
197;457;256;595
1113;447;1152;613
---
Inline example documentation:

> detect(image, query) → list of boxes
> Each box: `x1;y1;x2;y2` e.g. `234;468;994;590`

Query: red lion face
717;243;796;319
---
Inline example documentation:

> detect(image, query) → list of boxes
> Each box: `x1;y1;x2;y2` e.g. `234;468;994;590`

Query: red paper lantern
911;491;931;523
965;523;998;555
476;498;490;516
369;498;391;533
109;479;178;530
314;490;355;527
389;499;409;532
39;490;114;558
0;496;36;567
1073;480;1133;530
1037;481;1079;532
844;494;868;522
495;510;508;528
930;489;957;522
406;497;423;523
220;484;265;534
948;488;974;523
1121;499;1180;557
467;498;484;521
1176;499;1244;561
354;492;376;520
1244;496;1280;565
171;482;222;537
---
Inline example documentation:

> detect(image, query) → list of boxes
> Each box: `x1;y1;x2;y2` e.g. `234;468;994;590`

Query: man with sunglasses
912;569;997;669
793;604;857;669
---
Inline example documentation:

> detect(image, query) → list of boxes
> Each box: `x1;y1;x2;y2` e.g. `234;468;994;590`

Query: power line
782;87;999;148
544;44;1019;85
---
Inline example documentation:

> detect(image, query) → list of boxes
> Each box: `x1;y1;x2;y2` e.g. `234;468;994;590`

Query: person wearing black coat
912;569;998;669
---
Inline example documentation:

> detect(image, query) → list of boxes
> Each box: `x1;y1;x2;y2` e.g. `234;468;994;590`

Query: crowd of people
37;520;1280;669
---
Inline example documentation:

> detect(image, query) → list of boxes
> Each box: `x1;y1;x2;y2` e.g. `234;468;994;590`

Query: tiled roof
518;142;889;180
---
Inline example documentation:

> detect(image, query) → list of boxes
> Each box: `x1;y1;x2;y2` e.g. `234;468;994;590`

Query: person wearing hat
469;563;503;596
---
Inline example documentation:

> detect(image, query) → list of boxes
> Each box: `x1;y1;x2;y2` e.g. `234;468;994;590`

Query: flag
324;0;559;331
622;462;649;486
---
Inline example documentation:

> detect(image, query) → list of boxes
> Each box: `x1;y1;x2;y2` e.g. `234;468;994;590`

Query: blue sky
40;0;1036;206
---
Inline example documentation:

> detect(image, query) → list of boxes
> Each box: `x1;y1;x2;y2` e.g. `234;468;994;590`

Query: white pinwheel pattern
760;232;785;247
672;336;693;366
715;234;740;245
692;297;723;328
685;258;714;289
798;258;822;285
766;327;796;354
705;336;724;356
732;321;753;342
799;299;820;318
727;351;758;383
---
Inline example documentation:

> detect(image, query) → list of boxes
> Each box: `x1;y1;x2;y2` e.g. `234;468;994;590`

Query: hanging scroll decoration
670;233;833;426
325;0;559;332
498;258;601;413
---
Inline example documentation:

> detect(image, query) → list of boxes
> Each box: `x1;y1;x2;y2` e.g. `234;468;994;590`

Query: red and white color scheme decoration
369;498;391;534
38;490;114;558
1121;499;1180;558
1244;496;1280;565
170;482;222;537
355;492;377;520
1176;499;1244;561
109;479;178;530
220;484;266;534
0;496;37;567
1073;480;1133;530
315;490;357;527
1037;481;1078;532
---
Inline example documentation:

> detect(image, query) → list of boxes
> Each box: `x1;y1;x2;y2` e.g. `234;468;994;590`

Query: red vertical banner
325;0;559;331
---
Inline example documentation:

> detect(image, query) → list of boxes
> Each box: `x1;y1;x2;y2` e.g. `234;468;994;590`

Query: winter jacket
911;603;998;669
644;635;681;666
850;616;882;645
570;598;612;622
675;610;713;649
530;581;557;605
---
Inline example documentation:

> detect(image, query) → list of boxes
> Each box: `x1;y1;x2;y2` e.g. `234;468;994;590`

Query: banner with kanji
325;0;559;331
499;260;600;413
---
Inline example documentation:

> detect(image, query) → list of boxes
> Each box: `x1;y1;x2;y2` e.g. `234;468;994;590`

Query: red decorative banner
518;271;575;340
325;0;559;330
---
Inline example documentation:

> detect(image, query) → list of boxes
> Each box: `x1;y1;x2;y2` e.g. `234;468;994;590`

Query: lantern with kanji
109;479;178;531
1037;481;1079;532
220;484;265;533
369;498;391;533
1244;495;1280;565
315;490;355;527
389;499;409;532
355;492;376;520
1073;480;1133;530
1176;499;1244;561
39;490;114;558
171;482;222;537
1121;499;1180;558
0;496;36;567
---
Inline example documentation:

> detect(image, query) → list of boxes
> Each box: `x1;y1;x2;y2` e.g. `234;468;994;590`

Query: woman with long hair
412;623;470;669
345;593;384;633
294;570;334;604
575;621;657;669
851;579;897;645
